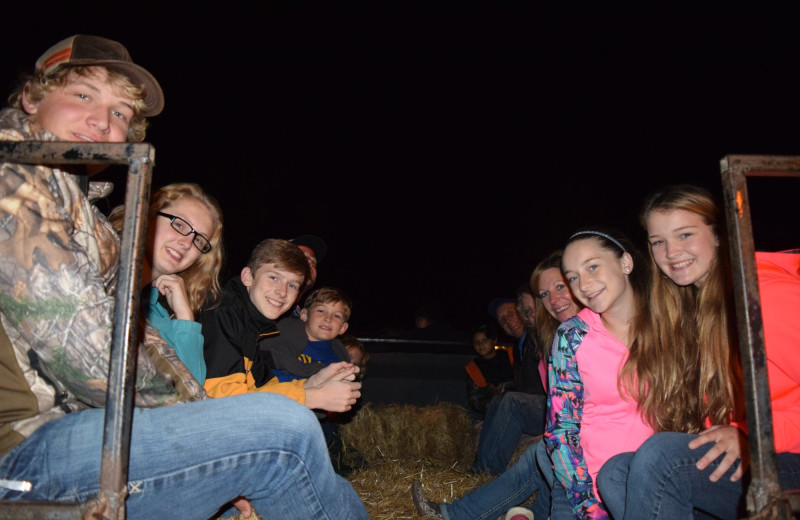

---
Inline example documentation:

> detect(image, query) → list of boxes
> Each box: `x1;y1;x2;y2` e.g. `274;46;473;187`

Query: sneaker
504;506;534;520
411;480;444;519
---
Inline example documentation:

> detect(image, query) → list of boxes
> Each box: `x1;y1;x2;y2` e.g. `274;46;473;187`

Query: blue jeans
441;440;550;520
534;440;577;520
0;393;368;520
472;392;547;476
597;431;800;520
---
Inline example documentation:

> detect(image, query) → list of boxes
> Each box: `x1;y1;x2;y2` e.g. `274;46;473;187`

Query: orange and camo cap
36;34;164;117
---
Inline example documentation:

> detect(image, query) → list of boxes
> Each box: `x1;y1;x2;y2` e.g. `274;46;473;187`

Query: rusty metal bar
719;154;800;519
0;141;155;520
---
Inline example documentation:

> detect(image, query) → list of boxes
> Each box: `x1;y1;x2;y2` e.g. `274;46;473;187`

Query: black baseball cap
291;234;327;263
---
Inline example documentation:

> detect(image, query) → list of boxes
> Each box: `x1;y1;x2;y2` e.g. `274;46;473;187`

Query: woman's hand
153;274;193;321
689;425;749;482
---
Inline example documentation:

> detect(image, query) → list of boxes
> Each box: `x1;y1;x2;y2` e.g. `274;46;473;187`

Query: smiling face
149;197;213;281
495;302;525;339
301;301;349;341
241;263;304;320
22;68;133;143
537;267;579;322
646;208;718;288
562;237;633;316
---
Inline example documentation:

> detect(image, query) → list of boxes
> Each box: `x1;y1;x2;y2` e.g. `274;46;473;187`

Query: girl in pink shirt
544;229;656;519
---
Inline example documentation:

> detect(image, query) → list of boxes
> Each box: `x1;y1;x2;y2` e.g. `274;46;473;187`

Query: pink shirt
574;308;654;486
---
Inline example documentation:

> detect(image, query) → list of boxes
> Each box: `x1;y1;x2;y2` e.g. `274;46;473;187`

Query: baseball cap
487;298;516;320
35;35;164;117
291;234;327;263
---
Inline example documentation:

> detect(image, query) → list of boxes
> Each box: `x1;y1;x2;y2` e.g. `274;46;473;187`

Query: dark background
3;4;798;339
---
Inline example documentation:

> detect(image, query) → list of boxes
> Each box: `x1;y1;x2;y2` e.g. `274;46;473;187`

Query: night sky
2;5;798;337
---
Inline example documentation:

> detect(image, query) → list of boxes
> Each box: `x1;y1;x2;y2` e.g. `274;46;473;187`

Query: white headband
568;231;627;253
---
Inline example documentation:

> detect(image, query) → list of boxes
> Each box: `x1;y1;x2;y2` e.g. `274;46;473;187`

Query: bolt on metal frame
0;141;154;520
719;154;800;519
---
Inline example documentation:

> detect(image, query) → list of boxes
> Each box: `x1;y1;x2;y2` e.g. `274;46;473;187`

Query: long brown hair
109;182;225;312
624;184;743;432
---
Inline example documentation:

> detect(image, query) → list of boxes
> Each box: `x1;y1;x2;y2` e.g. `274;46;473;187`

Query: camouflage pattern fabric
0;108;205;431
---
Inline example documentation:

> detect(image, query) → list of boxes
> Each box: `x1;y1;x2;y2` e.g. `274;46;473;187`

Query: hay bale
347;457;494;519
339;402;477;469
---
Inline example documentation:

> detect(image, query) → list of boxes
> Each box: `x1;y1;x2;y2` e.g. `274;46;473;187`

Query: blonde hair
109;183;224;312
624;184;743;432
9;65;149;142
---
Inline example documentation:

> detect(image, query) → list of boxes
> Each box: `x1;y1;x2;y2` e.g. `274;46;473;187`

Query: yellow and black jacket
201;277;306;404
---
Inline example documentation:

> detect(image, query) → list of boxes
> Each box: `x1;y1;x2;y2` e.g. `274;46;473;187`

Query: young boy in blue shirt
266;287;353;381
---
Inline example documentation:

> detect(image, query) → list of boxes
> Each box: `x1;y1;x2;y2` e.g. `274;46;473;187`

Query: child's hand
305;361;358;387
689;425;749;482
231;497;253;518
304;364;362;412
153;274;193;321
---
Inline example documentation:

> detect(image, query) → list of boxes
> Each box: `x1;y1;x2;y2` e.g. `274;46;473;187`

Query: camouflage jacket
0;108;205;457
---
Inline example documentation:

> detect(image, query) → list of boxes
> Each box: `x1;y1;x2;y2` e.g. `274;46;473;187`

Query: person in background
291;233;327;289
341;334;369;380
398;301;471;346
465;323;516;416
471;296;547;475
289;233;326;315
410;251;582;520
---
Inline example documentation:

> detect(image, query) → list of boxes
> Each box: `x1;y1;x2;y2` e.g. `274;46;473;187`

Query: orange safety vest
465;346;514;387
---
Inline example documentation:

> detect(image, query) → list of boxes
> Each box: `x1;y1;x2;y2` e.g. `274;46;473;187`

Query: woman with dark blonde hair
529;250;583;357
110;182;224;384
599;184;800;519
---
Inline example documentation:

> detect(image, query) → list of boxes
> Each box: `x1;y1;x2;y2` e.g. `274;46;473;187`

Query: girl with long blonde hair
599;184;800;519
110;182;224;384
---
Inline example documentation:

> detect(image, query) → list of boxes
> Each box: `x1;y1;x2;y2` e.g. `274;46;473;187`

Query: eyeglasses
156;212;212;254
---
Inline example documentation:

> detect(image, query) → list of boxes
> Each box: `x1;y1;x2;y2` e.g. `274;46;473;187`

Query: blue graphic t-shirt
272;340;340;382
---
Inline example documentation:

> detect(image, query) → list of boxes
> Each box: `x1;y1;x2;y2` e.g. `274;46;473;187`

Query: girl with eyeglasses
110;182;224;385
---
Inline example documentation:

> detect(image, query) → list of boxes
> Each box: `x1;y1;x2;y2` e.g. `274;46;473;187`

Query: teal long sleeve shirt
146;287;206;385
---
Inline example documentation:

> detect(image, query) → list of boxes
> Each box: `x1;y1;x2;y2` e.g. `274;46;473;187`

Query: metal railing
719;154;800;519
0;141;154;520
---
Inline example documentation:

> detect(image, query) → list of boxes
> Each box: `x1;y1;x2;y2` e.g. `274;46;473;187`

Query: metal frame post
719;154;800;519
0;141;155;520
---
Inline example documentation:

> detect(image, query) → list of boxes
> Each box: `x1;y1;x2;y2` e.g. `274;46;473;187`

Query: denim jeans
0;393;368;520
442;440;550;520
597;431;800;520
534;439;577;520
472;392;547;476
